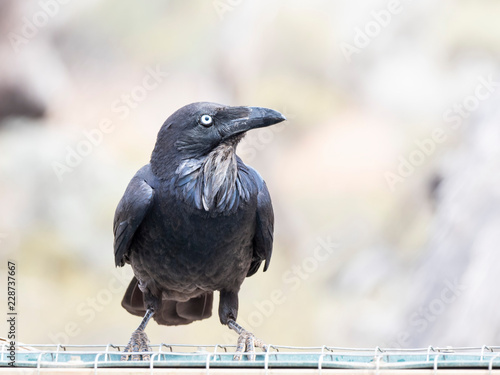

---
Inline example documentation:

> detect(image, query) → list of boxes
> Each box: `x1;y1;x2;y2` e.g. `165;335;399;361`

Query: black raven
113;102;286;360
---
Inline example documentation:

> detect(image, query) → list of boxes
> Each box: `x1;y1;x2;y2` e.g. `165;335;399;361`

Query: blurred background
1;0;500;349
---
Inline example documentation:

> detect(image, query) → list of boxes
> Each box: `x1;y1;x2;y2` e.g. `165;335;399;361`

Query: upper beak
219;106;286;140
244;106;287;129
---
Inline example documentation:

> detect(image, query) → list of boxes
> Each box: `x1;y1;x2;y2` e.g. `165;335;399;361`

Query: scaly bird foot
121;329;151;361
228;319;268;360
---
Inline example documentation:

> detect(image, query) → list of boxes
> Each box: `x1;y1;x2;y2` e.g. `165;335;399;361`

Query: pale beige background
1;0;500;349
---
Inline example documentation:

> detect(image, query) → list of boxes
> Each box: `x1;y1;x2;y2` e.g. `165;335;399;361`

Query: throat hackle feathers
174;141;251;213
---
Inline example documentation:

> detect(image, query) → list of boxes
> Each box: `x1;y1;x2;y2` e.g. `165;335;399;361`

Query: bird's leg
227;319;268;360
122;308;154;361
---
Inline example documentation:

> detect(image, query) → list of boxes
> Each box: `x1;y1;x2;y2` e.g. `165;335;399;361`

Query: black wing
246;167;274;277
113;165;154;267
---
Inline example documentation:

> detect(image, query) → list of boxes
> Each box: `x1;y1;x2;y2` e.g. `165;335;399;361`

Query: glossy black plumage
113;102;285;339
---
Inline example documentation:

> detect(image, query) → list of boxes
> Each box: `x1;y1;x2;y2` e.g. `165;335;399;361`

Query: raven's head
150;102;286;212
151;102;286;173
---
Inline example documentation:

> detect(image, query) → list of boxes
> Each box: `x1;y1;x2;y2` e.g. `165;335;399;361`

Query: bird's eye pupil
200;115;213;126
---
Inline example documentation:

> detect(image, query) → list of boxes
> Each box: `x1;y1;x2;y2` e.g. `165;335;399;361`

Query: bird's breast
131;187;257;296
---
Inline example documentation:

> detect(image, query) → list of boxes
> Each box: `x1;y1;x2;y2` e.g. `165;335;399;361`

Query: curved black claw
228;319;268;361
121;329;151;361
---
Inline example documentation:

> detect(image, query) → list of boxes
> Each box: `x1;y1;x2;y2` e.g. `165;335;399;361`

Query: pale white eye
200;114;213;126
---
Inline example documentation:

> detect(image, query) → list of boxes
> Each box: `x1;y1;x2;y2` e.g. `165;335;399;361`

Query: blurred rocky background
1;0;500;348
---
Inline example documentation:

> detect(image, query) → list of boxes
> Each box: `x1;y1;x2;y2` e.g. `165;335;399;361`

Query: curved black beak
218;106;286;140
244;106;287;129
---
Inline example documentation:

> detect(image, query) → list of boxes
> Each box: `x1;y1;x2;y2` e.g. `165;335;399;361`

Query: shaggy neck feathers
174;142;250;214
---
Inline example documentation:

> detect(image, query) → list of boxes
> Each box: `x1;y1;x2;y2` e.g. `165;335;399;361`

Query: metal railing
2;343;500;373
